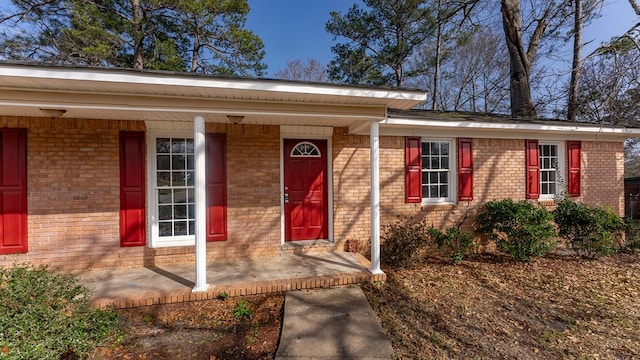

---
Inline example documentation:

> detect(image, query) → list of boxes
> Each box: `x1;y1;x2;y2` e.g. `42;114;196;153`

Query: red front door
284;139;328;241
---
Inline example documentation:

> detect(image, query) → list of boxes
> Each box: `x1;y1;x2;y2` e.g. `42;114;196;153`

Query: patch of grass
0;264;121;359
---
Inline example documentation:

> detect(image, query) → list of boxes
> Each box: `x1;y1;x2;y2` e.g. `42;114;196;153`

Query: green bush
0;265;121;359
382;216;430;268
475;199;557;261
429;227;475;265
233;299;253;319
553;199;625;258
624;217;640;253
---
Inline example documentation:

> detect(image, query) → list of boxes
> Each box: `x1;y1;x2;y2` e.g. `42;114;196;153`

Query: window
156;137;196;238
526;140;566;200
539;144;558;197
148;132;227;247
406;137;466;205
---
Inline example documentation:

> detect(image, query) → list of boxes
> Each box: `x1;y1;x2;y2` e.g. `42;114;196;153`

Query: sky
0;0;637;77
248;0;638;77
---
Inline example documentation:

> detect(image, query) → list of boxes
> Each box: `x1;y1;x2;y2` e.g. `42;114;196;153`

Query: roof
377;109;640;141
0;62;426;128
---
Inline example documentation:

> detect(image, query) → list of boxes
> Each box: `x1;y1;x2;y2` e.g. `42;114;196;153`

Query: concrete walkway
276;286;393;360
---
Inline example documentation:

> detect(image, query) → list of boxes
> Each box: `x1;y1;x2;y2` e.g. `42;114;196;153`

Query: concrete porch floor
79;252;385;308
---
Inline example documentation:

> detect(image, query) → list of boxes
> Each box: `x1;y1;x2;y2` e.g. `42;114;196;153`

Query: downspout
193;115;209;292
370;119;382;274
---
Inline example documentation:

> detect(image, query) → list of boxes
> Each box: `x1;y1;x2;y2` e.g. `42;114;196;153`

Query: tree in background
274;58;327;82
500;0;573;117
0;0;266;75
325;0;436;87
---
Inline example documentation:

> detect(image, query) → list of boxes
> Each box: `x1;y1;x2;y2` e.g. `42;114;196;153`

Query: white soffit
378;117;640;141
0;63;426;109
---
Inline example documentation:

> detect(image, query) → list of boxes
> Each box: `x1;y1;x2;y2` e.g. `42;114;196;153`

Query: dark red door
284;139;328;241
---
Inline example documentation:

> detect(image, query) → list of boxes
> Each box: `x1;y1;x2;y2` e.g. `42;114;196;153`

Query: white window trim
539;140;566;200
421;138;457;206
147;130;196;248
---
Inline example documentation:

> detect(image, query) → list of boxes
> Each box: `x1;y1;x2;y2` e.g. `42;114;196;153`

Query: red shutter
206;134;227;241
458;138;473;201
0;129;28;254
525;139;540;199
567;140;581;197
405;136;422;203
119;131;146;247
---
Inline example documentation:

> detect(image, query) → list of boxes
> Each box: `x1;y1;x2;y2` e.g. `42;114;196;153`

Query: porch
79;252;384;309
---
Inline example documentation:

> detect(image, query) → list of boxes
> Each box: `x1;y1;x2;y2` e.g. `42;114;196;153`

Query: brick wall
0;115;626;271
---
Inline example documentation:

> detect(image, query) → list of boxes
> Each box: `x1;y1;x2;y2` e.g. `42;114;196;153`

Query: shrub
382;216;430;268
553;199;625;258
429;227;475;265
475;199;557;261
624;217;640;253
0;264;121;359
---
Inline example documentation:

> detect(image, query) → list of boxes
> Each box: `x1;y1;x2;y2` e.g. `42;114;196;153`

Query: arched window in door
290;142;321;157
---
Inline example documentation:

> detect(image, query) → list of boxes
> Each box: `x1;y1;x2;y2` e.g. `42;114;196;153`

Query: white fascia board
379;117;640;140
0;64;426;105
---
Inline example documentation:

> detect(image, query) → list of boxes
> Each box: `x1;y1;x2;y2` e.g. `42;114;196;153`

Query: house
0;63;638;291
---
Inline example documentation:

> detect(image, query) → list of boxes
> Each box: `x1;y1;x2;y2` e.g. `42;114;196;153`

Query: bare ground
92;252;640;359
363;252;640;360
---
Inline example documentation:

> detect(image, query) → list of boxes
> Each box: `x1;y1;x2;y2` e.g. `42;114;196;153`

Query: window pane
157;155;170;170
174;205;187;219
187;155;194;170
172;139;185;153
158;189;172;204
172;155;185;170
188;204;195;218
543;158;550;169
422;143;430;155
186;171;194;186
549;172;556;182
188;221;195;235
172;172;186;187
186;139;194;153
542;183;548;194
430;185;438;197
158;205;172;220
157;172;171;187
549;183;556;194
188;189;195;203
430;172;438;183
441;157;449;169
431;157;440;170
541;171;548;182
173;189;187;203
159;222;172;236
550;146;557;156
157;138;170;153
422;172;430;184
431;143;440;155
423;157;431;169
440;143;449;155
440;172;448;184
422;185;428;196
174;221;188;236
440;185;448;198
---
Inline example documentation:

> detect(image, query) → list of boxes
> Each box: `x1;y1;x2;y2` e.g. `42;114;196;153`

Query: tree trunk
432;0;443;111
131;0;144;69
567;0;583;121
191;34;200;72
500;0;537;117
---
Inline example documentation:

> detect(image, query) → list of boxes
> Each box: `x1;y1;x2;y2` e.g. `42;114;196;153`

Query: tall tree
325;0;436;87
0;0;266;75
500;0;572;117
274;58;327;82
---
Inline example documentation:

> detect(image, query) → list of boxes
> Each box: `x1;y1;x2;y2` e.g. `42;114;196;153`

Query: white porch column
193;115;209;292
370;120;382;274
